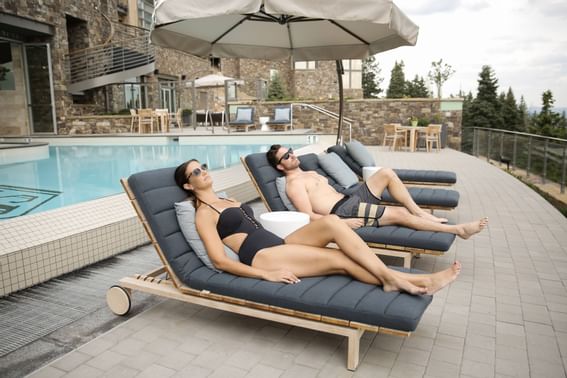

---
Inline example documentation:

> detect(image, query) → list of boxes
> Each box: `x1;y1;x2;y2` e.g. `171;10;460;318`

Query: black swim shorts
330;183;385;227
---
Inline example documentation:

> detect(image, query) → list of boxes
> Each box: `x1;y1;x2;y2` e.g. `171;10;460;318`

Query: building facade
0;1;362;136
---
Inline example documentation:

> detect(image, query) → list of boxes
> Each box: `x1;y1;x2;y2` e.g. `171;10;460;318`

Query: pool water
0;143;293;219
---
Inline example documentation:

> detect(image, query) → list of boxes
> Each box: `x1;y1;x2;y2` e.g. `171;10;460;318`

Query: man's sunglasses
277;148;293;165
187;164;208;180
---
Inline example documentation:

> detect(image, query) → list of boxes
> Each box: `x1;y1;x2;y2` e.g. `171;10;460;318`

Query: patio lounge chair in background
229;106;256;132
108;167;434;371
327;143;457;186
266;105;292;131
242;152;457;268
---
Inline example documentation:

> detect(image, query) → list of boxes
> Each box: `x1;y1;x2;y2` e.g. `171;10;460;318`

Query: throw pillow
275;176;298;211
235;108;252;122
317;152;359;189
345;140;376;167
274;107;290;122
174;193;239;272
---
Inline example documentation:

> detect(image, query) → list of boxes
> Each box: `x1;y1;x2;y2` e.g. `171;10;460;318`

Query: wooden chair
137;109;155;134
154;109;170;133
425;124;442;152
229;107;256;132
266;105;292;131
382;123;406;151
129;109;139;133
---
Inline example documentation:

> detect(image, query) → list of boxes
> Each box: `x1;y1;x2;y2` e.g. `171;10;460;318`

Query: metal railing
292;103;354;142
465;127;567;193
65;31;155;85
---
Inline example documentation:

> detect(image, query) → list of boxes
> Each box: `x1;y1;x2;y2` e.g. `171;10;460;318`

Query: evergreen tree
468;65;502;128
362;55;383;98
386;61;406;98
532;90;563;137
428;59;455;99
267;73;287;101
500;87;521;131
518;95;529;131
461;91;474;128
405;75;430;98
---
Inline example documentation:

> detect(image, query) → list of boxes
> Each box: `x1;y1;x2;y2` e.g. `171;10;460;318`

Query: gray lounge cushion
345;140;376;167
327;145;364;176
127;166;433;332
275;177;298;211
317;152;359;189
175;195;239;272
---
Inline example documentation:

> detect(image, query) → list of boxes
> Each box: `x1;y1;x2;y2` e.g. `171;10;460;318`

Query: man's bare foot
419;211;448;224
383;276;427;296
457;217;488;239
427;261;462;295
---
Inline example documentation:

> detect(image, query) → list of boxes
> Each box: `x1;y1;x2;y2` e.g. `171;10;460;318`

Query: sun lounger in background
266;105;292;131
242;153;456;268
106;167;434;370
327;144;457;186
229;106;256;132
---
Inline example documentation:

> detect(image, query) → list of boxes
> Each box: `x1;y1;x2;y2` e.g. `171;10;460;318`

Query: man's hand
343;218;364;229
263;269;301;284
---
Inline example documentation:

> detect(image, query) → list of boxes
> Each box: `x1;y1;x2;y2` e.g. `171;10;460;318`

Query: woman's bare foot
383;276;427;296
418;211;448;224
457;217;488;239
427;261;462;295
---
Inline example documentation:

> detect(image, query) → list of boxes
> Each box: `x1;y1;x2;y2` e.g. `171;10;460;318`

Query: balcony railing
463;127;567;193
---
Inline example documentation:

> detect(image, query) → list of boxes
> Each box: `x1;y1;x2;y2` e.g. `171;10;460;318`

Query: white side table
362;166;383;181
259;211;309;239
259;116;270;131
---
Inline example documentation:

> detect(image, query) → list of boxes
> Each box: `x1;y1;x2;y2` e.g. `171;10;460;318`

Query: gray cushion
127;165;433;332
274;107;290;121
175;196;239;272
346;140;376;167
393;169;457;184
275;177;298;211
317;152;359;189
236;108;252;122
327;145;363;177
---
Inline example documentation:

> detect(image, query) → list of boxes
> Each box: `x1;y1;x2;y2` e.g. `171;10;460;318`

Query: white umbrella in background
152;0;418;143
193;73;244;88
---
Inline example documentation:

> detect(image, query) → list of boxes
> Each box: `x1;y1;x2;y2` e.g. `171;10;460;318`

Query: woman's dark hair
174;159;199;193
266;144;282;169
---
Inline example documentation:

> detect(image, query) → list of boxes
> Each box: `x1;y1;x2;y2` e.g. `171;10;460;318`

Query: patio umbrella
151;0;418;144
193;73;244;88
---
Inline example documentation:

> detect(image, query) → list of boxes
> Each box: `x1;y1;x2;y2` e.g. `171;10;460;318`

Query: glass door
159;81;176;113
23;44;56;134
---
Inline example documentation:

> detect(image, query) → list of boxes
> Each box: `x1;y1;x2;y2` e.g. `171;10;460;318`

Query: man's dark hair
266;144;282;169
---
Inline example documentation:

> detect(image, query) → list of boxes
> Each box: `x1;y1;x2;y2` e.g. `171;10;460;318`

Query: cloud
530;0;567;18
398;0;489;15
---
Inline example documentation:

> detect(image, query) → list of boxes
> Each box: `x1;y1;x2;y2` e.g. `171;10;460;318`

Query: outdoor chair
383;123;406;151
426;124;442;152
137;108;155;134
327;142;457;186
242;152;457;268
229;106;256;132
129;109;139;133
266;105;292;131
107;167;434;371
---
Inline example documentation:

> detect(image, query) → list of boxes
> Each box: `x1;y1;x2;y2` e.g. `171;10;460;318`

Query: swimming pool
0;143;299;219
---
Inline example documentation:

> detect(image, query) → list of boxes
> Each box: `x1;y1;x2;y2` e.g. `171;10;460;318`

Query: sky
376;0;567;108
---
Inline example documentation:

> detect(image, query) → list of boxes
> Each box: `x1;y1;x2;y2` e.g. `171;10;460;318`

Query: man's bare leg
366;168;448;223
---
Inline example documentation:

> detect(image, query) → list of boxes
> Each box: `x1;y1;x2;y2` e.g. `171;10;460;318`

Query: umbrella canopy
192;73;244;88
151;0;418;142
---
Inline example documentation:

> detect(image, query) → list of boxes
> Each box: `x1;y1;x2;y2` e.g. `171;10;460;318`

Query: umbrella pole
335;60;344;145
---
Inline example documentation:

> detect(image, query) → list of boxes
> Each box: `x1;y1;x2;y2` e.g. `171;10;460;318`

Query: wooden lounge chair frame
107;178;412;371
240;156;446;268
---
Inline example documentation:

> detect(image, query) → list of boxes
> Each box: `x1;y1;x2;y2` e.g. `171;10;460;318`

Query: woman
174;159;461;295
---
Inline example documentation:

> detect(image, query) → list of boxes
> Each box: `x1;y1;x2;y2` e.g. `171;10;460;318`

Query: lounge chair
327;143;457;186
241;152;456;268
266;105;292;131
229;106;256;132
107;167;433;371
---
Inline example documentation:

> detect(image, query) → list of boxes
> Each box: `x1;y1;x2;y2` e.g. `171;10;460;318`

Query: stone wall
0;43;29;135
58;116;131;134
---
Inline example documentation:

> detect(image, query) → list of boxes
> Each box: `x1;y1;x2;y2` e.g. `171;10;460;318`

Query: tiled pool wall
0;141;331;297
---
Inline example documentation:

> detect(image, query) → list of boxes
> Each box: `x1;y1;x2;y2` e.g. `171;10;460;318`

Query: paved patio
6;147;567;377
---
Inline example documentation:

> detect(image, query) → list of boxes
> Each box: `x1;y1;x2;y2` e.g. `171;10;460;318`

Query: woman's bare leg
286;216;428;294
366;168;447;223
380;207;488;239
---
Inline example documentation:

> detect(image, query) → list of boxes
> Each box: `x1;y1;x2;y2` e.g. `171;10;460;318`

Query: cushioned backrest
327;145;363;176
298;153;347;193
273;106;291;121
235;107;254;122
244;153;288;211
127;167;205;283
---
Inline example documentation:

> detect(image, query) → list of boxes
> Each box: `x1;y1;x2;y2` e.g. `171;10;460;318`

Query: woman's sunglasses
277;148;293;165
187;164;208;180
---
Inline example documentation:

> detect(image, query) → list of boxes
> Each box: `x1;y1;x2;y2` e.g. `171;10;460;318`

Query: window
210;57;221;71
124;77;144;109
138;0;154;29
341;59;362;89
269;69;279;80
0;43;15;90
294;61;317;70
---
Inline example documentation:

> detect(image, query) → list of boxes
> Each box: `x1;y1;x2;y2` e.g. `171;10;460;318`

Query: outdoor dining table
398;125;427;152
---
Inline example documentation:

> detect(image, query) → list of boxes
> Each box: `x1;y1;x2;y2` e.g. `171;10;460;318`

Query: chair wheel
107;285;131;316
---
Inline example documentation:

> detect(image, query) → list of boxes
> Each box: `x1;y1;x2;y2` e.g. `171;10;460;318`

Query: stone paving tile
28;366;66;378
245;363;284;378
136;363;176;378
50;351;91;372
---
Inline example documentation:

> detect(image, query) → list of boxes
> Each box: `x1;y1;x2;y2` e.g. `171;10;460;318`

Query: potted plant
181;108;192;125
408;115;418;127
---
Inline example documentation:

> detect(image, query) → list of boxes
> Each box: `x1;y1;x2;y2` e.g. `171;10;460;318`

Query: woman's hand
343;218;364;229
263;269;301;284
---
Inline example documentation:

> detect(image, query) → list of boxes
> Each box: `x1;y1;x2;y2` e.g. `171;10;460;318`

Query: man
266;144;487;239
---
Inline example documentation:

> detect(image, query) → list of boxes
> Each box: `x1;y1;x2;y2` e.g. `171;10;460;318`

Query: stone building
0;0;362;136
